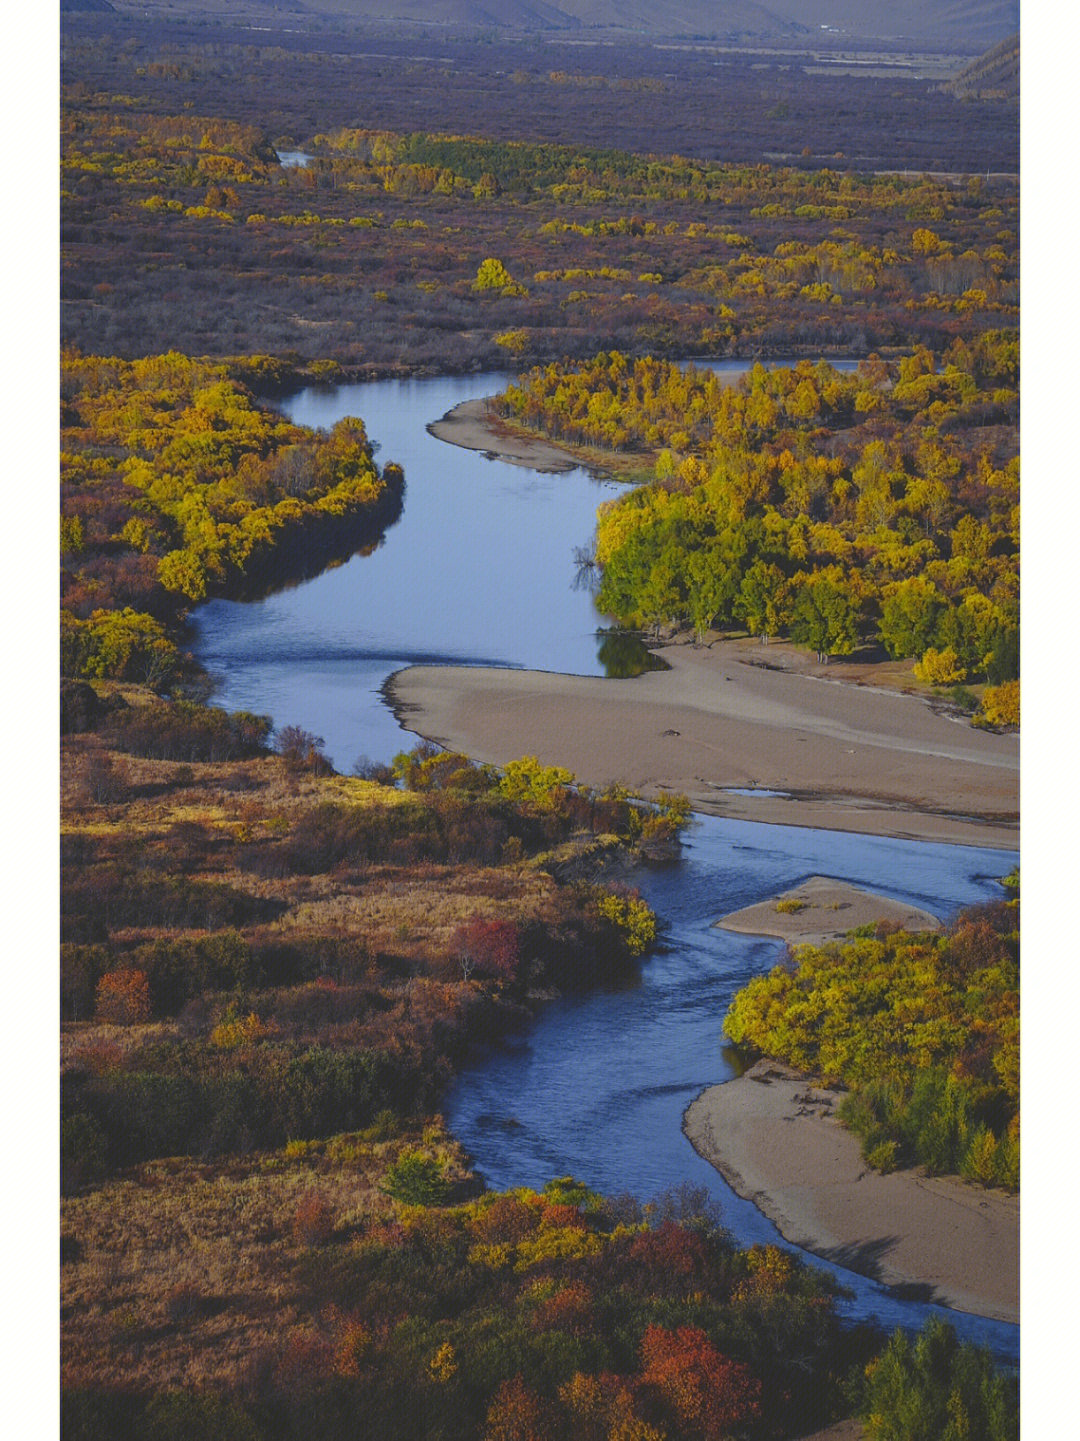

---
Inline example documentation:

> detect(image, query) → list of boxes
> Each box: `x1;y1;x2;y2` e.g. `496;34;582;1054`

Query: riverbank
684;1060;1019;1323
387;637;1019;849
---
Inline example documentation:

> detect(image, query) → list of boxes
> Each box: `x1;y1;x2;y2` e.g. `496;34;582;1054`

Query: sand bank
715;876;941;946
427;399;582;472
684;1061;1019;1323
387;638;1018;849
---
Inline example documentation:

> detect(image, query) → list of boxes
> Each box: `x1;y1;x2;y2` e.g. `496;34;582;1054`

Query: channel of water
189;366;1019;1358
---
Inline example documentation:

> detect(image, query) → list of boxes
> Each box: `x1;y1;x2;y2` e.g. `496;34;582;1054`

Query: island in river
387;638;1018;850
715;876;942;946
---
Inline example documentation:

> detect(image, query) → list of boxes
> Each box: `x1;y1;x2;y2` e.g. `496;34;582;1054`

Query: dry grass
60;713;620;1397
61;1121;471;1390
62;728;571;976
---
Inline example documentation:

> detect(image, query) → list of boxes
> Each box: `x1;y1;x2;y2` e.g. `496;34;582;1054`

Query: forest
58;9;1020;1439
495;338;1018;720
61;349;404;692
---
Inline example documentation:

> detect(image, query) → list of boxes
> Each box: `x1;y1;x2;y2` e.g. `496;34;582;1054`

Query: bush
978;680;1019;728
143;1391;260;1441
292;1194;337;1246
860;1317;1018;1440
866;1139;899;1173
382;1150;450;1206
591;887;657;957
61;1112;108;1192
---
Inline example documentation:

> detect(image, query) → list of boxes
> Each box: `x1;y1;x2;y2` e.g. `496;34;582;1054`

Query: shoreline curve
683;1061;1019;1324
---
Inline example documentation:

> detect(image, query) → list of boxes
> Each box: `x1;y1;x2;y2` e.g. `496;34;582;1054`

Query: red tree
95;968;151;1024
452;918;520;982
639;1324;763;1439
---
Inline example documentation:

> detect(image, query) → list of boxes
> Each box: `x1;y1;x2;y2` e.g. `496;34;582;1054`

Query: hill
947;32;1020;98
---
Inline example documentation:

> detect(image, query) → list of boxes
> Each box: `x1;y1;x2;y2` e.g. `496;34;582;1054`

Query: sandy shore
428;398;583;472
715;876;941;946
684;1061;1019;1323
387;638;1018;849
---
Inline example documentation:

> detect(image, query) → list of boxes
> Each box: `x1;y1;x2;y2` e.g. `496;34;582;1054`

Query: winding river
190;368;1019;1360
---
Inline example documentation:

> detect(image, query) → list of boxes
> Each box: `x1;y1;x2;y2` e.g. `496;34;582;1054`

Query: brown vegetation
61;20;1016;367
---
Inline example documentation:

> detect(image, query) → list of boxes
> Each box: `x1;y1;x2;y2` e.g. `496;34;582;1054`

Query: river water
189;367;1019;1358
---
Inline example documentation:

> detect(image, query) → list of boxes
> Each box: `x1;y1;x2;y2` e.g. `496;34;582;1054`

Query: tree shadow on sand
816;1236;936;1303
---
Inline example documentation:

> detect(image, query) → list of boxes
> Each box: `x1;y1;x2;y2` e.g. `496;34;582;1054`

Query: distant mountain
947;32;1019;98
101;1;1020;52
758;2;1018;51
244;0;795;37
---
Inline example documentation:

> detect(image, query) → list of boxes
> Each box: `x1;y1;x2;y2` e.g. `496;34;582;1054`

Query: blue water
190;372;621;767
446;812;1018;1357
189;366;1018;1359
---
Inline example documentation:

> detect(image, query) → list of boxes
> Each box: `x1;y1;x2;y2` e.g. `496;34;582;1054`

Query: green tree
878;577;946;660
737;560;787;641
789;569;860;661
862;1318;1017;1441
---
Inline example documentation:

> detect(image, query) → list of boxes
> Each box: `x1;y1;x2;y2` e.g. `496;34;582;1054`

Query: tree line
61;349;404;689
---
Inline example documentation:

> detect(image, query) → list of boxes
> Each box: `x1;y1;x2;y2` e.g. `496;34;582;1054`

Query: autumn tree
737;559;788;641
95;968;151;1024
639;1324;763;1439
788;568;860;661
452;918;520;982
483;1375;547;1441
878;577;946;660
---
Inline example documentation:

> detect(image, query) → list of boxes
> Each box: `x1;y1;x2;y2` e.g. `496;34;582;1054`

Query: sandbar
715;876;941;945
684;1061;1019;1323
387;638;1019;849
427;398;582;472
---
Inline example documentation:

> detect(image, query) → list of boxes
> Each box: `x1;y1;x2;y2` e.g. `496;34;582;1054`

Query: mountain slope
948;32;1019;97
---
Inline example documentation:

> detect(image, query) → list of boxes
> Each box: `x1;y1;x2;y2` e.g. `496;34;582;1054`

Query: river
189;366;1019;1359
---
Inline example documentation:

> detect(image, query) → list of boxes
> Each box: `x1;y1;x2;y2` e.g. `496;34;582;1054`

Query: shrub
61;1112;108;1192
775;898;806;914
979;680;1019;728
960;1125;999;1186
276;723;333;775
143;1391;260;1441
163;1282;206;1324
210;1008;275;1049
292;1193;336;1246
866;1139;899;1173
95;968;151;1025
382;1150;450;1206
591;887;657;957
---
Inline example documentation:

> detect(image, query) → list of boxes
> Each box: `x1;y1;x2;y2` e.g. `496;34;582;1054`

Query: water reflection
597;630;671;677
